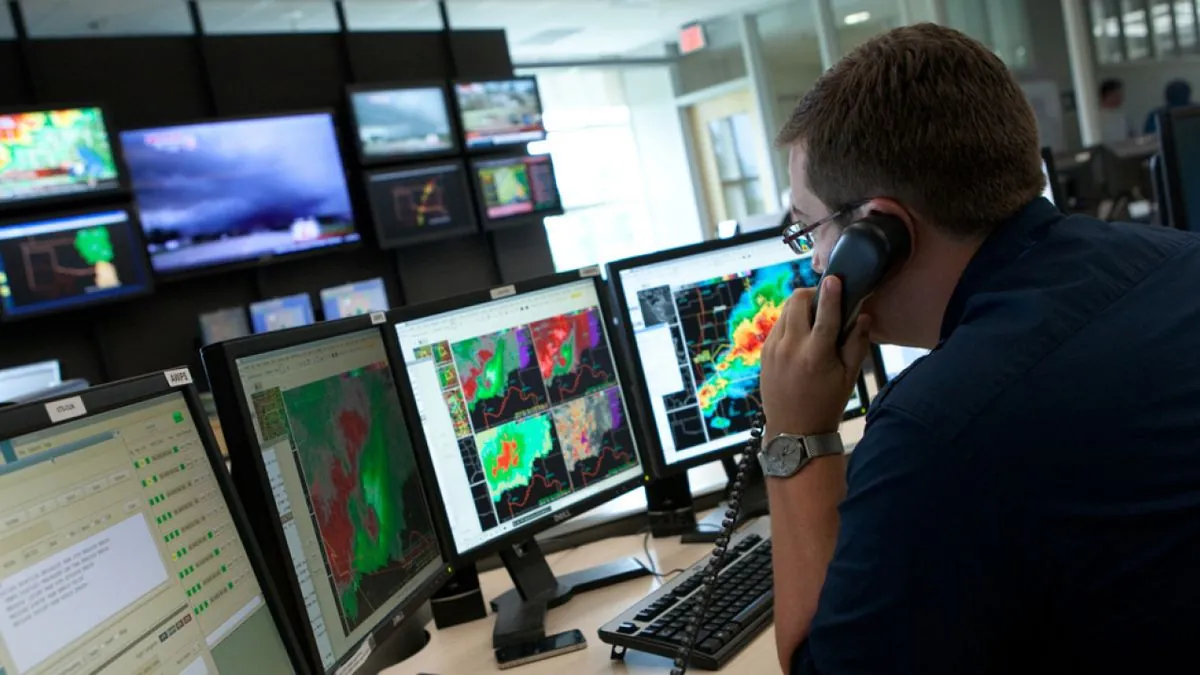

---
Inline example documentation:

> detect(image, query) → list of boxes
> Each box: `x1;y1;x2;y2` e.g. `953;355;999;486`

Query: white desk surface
389;417;868;675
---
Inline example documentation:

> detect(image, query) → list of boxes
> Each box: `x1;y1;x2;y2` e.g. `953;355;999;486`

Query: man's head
1100;79;1125;109
1166;79;1192;107
777;23;1044;348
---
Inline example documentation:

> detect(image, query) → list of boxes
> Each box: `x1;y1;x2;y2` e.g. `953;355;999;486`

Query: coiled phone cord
670;413;765;675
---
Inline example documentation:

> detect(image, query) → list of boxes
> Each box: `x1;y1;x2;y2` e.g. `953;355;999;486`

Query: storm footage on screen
395;280;642;556
351;86;455;160
455;78;546;149
0;107;121;206
0;210;151;319
235;330;440;670
620;240;864;467
120;114;358;275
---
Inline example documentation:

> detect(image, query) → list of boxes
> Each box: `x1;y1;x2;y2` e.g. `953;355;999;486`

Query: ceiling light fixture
844;11;871;25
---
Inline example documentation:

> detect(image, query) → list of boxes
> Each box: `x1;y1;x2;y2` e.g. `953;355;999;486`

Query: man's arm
765;454;845;669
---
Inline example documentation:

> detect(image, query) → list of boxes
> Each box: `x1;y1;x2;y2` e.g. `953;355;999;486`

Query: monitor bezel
0;371;313;675
1040;146;1065;210
318;276;388;320
606;229;870;480
200;317;452;675
0;102;131;215
120;109;363;282
345;80;461;166
382;270;649;565
248;291;316;334
362;158;482;248
1156;105;1200;232
468;151;565;232
453;75;548;153
0;204;156;323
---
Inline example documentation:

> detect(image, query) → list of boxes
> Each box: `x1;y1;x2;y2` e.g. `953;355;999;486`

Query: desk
388;525;779;675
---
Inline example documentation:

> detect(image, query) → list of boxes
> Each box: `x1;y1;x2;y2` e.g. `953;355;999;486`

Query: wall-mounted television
454;77;546;151
470;153;564;230
320;277;389;319
0;106;123;209
348;83;456;164
120;112;359;277
364;160;478;248
249;293;314;334
0;208;153;321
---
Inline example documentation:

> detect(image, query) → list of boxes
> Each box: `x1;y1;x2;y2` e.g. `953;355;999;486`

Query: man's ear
863;197;916;257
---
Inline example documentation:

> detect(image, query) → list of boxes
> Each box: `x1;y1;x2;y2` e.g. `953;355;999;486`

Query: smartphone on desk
495;629;587;669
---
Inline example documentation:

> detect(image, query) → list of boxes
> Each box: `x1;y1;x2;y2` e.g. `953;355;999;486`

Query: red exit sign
679;23;707;55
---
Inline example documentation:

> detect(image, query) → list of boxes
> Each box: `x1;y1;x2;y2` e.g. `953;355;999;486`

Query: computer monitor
0;359;61;402
387;272;650;644
201;318;450;673
0;372;305;674
608;231;870;479
319;278;389;319
1156;106;1200;231
120;112;359;277
348;83;457;164
470;153;564;230
0;105;123;210
364;161;479;248
1041;146;1064;208
871;344;931;389
0;208;154;321
200;306;251;346
454;77;546;151
249;293;314;334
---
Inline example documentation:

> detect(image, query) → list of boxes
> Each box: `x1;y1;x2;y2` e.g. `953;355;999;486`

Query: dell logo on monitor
553;509;571;523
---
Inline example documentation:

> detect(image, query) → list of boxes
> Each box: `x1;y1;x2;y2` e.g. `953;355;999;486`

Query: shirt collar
939;197;1064;341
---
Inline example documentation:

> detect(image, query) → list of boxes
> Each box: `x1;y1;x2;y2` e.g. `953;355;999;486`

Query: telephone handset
810;213;913;344
670;211;912;675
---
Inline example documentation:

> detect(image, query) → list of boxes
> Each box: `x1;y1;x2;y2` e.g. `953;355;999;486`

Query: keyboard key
697;638;724;654
617;622;638;634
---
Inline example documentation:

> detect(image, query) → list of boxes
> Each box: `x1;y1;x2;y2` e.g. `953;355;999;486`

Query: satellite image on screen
351;87;454;160
121;114;358;275
455;78;546;149
0;211;150;318
637;259;820;450
431;306;638;531
476;155;561;222
280;362;439;635
366;164;476;247
0;107;121;205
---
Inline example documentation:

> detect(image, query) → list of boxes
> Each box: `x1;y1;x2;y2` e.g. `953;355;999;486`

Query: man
1143;78;1193;134
1098;78;1132;143
761;24;1200;675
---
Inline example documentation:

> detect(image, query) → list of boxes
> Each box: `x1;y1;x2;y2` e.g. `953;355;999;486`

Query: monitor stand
356;603;432;672
490;538;650;649
647;458;769;545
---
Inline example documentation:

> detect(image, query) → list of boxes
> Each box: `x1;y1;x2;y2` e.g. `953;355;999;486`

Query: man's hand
760;276;873;439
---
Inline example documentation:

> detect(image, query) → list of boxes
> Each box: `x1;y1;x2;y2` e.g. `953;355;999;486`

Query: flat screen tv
470;153;564;229
364;160;478;248
120;112;359;277
349;84;456;163
454;77;547;151
0;106;123;209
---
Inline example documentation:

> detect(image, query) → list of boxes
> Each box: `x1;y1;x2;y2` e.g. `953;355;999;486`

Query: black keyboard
598;519;773;670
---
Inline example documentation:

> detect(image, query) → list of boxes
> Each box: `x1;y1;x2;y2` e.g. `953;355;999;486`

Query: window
24;0;194;37
1093;0;1200;61
199;0;339;34
707;113;765;221
524;67;702;272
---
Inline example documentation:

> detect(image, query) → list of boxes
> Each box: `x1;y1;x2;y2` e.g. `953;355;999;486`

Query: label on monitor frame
579;265;601;278
335;638;373;675
490;285;516;299
164;368;194;387
369;311;387;325
45;396;86;424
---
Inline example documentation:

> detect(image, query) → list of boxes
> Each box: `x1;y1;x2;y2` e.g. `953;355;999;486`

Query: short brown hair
777;24;1044;238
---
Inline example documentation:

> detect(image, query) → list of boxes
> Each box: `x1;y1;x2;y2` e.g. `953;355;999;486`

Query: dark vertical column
187;0;218;116
8;0;35;101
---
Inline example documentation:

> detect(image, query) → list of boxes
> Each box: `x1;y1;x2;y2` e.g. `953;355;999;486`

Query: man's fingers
810;275;843;350
840;313;873;372
783;287;815;340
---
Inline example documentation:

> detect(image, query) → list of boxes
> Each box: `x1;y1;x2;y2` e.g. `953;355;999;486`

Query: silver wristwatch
759;433;845;479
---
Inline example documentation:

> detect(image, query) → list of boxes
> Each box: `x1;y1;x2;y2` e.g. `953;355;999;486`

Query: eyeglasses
781;200;868;255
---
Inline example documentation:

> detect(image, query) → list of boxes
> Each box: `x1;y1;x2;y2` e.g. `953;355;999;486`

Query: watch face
762;436;804;477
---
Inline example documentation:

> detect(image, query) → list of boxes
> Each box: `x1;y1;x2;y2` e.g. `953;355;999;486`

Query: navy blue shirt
793;198;1200;674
